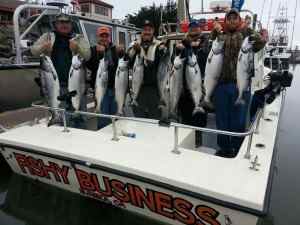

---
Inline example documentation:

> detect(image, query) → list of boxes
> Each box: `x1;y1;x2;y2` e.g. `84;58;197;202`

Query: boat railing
31;103;264;160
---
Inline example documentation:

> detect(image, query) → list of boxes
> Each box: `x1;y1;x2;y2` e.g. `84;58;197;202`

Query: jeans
214;83;251;152
97;88;117;129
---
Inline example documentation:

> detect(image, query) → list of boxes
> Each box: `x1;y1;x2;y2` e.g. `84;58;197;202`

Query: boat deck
0;93;282;213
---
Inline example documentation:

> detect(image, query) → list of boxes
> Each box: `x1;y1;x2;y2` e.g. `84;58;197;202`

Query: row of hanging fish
95;56;129;116
204;36;254;107
159;36;254;119
40;36;254;122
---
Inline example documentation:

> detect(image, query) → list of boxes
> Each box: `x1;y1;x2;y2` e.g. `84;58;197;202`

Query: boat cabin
12;3;141;64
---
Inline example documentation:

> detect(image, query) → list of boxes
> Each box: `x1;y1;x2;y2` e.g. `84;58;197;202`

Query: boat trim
0;63;40;71
261;91;286;218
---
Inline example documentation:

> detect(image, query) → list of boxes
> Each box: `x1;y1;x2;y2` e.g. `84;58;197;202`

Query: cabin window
81;4;90;13
94;5;109;16
118;31;126;46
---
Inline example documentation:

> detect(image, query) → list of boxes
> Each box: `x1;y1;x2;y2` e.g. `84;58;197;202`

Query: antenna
290;0;298;48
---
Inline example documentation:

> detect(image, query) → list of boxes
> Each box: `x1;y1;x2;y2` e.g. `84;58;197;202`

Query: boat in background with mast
0;0;140;113
264;4;291;71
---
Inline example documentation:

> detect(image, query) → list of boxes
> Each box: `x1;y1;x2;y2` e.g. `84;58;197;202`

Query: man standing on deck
176;20;210;147
128;20;166;120
85;26;124;129
211;9;266;158
31;14;90;128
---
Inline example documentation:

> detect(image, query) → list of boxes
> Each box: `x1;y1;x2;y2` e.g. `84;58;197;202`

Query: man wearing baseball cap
176;20;210;147
85;26;125;129
211;8;266;158
31;14;90;87
31;13;90;128
128;20;167;120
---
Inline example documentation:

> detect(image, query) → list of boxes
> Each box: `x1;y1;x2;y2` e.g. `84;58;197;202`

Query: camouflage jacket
210;28;266;83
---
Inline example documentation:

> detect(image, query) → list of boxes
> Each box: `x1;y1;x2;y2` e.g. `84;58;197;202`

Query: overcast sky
104;0;300;47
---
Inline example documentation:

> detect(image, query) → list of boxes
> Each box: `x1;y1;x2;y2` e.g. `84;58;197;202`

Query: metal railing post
111;118;119;141
62;110;69;133
255;114;261;134
172;126;181;154
244;133;253;159
31;103;264;158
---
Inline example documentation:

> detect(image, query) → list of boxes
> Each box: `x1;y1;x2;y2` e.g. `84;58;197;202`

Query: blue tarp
231;0;245;11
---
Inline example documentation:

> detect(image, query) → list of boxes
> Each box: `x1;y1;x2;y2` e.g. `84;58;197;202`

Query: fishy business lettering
13;152;221;225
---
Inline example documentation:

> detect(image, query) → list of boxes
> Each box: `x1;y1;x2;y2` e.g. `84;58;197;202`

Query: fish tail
116;112;123;117
131;99;139;107
169;113;179;122
203;101;214;110
158;99;167;109
193;107;205;115
47;111;61;127
235;98;246;106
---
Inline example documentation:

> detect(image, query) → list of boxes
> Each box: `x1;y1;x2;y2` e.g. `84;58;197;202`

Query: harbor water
0;66;299;225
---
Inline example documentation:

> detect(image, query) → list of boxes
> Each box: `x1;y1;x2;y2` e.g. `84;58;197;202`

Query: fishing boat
0;1;294;225
0;0;140;112
264;5;291;71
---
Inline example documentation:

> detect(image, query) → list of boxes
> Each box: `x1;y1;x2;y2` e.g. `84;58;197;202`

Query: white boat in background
264;5;291;71
0;2;140;112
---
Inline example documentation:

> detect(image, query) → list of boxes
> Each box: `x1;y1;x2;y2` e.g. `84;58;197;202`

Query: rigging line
267;0;274;31
271;3;280;40
260;0;267;22
290;0;298;48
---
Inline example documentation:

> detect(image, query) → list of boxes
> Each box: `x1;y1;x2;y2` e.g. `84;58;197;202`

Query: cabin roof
78;0;113;9
0;0;23;12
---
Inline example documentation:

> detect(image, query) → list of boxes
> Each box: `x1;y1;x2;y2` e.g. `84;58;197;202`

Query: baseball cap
226;8;240;19
189;20;199;29
143;20;154;28
97;26;110;36
56;14;71;22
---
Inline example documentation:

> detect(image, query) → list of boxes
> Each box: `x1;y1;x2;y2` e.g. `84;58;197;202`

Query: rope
271;3;281;41
290;0;298;48
267;0;274;31
260;0;267;22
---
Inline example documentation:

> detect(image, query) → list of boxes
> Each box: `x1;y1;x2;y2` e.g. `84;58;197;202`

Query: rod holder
172;126;181;154
111;118;119;141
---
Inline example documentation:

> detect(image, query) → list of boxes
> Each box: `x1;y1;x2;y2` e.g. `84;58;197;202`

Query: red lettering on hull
14;153;70;185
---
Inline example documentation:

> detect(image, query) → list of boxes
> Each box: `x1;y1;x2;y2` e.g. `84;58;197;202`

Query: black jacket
86;44;119;89
51;32;74;87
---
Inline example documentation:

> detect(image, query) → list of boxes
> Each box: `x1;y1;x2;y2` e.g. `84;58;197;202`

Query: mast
270;4;290;46
176;0;189;22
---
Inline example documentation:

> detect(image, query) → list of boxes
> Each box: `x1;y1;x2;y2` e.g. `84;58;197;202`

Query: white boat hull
1;146;259;225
